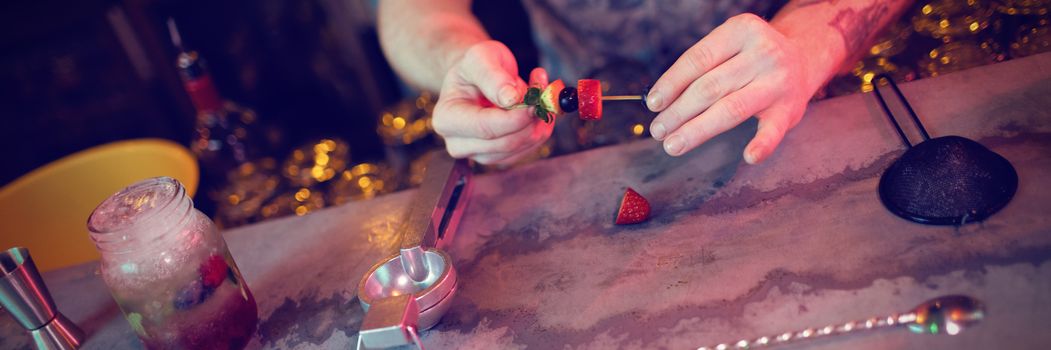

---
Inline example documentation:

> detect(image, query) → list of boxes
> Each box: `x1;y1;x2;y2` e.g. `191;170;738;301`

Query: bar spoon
697;295;984;350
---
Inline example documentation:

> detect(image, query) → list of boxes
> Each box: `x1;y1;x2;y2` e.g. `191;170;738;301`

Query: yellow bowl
0;139;198;271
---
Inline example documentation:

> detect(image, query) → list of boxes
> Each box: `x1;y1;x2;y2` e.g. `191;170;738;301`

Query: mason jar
87;177;257;349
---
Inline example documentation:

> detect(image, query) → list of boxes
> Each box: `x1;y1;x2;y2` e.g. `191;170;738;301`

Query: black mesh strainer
872;74;1018;226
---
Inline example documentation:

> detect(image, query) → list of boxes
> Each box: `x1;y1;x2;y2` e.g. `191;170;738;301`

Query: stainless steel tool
1;247;85;350
696;295;985;350
356;153;472;350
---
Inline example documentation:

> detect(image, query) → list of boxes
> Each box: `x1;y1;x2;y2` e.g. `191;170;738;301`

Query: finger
472;144;533;165
472;153;515;165
647;13;764;112
432;92;534;139
444;131;530;159
529;67;549;88
474;140;544;165
521;114;556;152
444;119;547;159
473;123;553;165
499;117;553;155
744;104;794;164
650;52;759;141
661;80;775;157
458;41;523;107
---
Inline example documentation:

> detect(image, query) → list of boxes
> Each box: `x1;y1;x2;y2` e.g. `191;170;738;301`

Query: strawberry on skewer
577;79;603;121
540;79;565;116
510;78;647;122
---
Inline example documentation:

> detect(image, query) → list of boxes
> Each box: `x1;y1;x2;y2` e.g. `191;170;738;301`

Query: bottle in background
169;18;265;216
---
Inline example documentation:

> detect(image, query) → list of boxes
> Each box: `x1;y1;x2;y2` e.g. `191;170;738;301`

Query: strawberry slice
200;254;229;289
615;188;650;225
577;79;603;120
540;79;565;115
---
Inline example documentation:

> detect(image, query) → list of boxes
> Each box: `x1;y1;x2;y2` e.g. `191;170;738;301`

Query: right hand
433;40;554;165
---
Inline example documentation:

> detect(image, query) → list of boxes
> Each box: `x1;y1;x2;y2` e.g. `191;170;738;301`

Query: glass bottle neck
87;177;196;255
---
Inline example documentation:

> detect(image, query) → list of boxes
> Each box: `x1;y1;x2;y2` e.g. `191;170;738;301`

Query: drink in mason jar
88;177;257;349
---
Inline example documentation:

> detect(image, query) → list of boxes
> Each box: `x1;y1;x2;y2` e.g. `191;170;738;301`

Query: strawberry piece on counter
615;188;650;225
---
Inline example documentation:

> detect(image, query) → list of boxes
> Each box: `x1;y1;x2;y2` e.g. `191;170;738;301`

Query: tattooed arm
772;0;913;92
646;0;911;163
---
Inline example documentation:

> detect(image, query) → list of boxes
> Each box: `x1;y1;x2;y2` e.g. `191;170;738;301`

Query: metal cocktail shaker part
0;247;85;350
357;152;472;348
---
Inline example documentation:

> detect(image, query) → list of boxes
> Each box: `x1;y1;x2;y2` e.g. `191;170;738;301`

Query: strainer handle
872;74;931;148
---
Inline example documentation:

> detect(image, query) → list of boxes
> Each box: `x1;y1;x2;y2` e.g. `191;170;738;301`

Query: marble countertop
3;53;1051;350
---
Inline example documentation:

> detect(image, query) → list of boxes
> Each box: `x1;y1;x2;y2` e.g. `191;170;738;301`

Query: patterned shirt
521;0;786;83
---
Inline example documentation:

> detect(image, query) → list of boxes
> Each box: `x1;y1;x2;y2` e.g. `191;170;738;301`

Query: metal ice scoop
697;295;985;349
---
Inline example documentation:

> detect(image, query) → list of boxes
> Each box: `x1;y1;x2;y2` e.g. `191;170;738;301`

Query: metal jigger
1;247;84;350
357;152;472;350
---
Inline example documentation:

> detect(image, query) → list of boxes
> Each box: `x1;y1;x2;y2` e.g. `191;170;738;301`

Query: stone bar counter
3;53;1050;350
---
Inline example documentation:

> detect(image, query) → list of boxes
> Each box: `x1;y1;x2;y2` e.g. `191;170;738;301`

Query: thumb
457;41;524;108
745;105;794;164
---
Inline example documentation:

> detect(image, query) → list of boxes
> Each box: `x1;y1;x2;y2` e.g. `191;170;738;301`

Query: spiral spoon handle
696;295;984;350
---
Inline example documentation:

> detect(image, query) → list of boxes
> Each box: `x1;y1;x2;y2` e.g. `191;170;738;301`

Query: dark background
2;0;1046;224
0;0;538;187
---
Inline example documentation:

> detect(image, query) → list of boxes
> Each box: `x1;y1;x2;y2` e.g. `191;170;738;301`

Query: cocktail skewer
602;95;644;101
507;79;650;122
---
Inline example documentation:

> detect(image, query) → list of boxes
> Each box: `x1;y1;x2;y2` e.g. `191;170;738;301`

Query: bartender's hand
433;40;554;165
646;14;811;164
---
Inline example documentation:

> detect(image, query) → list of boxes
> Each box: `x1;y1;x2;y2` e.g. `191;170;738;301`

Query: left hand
646;13;813;164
